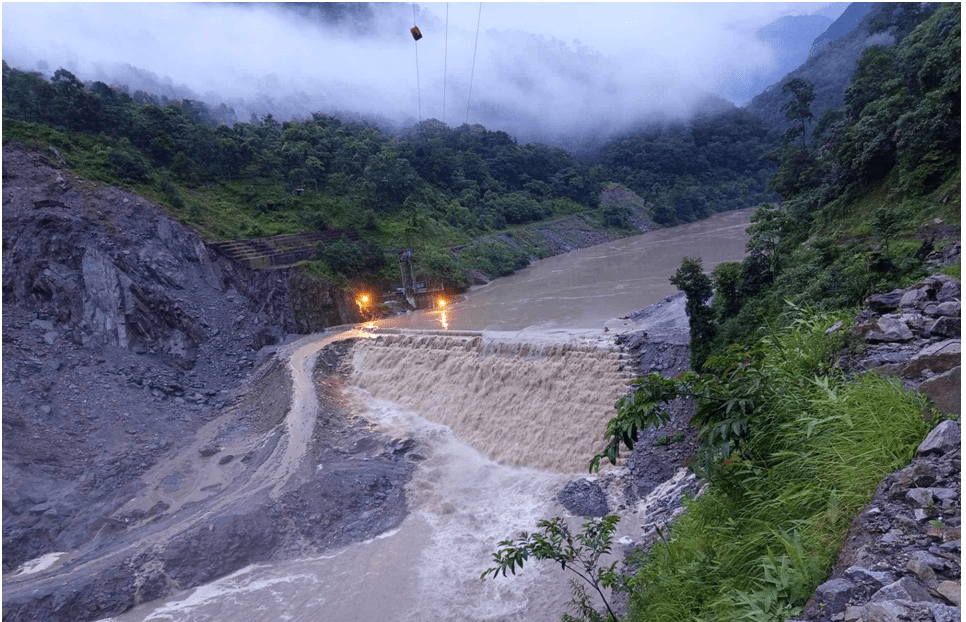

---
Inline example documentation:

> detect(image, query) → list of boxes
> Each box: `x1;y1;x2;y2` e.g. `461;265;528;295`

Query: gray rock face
1;146;391;621
558;478;610;517
918;367;961;416
918;420;961;455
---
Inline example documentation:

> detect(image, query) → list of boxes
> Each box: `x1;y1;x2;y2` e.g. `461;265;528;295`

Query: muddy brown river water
97;208;753;622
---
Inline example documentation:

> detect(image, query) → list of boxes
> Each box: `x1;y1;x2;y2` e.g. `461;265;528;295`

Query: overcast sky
1;2;848;145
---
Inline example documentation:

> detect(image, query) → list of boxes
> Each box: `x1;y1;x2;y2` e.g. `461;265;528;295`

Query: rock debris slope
2;146;411;621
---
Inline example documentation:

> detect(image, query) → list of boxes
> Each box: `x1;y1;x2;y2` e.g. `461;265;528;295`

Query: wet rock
465;269;491;286
867;317;914;343
918;367;961;416
919;420;960;456
558;478;610;517
386;438;416;456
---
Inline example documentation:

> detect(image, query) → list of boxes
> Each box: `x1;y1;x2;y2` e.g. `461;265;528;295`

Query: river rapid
98;208;753;622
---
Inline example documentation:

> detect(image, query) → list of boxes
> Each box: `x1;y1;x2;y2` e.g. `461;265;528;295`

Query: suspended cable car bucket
410;26;422;41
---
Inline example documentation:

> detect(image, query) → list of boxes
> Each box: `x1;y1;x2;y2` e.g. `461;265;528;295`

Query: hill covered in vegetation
2;57;780;292
590;5;959;621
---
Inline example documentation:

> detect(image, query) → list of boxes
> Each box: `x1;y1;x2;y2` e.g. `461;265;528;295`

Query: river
99;207;753;622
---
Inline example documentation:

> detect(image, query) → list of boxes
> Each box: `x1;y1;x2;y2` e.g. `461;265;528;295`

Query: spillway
350;332;634;473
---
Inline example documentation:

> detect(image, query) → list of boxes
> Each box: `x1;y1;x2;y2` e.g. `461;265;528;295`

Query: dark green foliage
669;257;716;370
316;235;386;277
483;515;623;622
746;204;793;276
158;171;186;210
107;140;152;183
781;78;816;149
715;4;960;354
458;239;529;278
711;262;743;322
618;310;936;622
602;108;779;222
837;6;960;194
487;192;551;225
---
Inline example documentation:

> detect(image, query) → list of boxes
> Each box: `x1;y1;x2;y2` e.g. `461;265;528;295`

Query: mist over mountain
745;1;892;139
807;2;875;57
1;2;844;149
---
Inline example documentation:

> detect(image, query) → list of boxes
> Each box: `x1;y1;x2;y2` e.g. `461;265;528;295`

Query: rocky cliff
2;145;413;621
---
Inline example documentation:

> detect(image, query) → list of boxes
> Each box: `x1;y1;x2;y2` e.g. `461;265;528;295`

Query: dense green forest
706;2;960;358
2;57;779;288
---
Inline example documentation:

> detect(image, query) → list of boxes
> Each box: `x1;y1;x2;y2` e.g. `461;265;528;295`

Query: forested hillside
2;57;778;289
745;2;941;141
591;5;960;620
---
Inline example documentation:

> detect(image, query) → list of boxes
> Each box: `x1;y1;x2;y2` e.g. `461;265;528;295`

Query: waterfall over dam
350;332;634;473
74;208;753;622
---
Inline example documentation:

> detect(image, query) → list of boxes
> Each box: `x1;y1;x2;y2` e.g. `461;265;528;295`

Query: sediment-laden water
96;208;752;621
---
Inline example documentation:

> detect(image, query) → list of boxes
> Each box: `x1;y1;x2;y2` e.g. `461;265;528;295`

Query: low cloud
1;3;836;146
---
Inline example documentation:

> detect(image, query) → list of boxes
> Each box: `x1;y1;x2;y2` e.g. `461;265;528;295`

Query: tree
670;257;716;369
482;516;623;622
781;78;815;150
711;261;743;322
746;204;791;276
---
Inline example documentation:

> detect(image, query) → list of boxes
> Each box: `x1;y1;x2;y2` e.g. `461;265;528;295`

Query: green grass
626;311;937;622
817;161;962;240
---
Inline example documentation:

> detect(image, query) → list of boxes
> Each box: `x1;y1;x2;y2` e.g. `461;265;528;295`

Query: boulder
899;288;927;308
918;420;960;456
936;281;960;302
919;367;961;416
934;582;961;606
901;339;960;377
557;478;610;517
866;290;904;313
871;577;933;603
867;317;914;343
930;316;961;338
809;578;855;615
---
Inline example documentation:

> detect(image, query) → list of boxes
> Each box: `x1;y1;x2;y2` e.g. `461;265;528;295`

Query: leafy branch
481;515;623;622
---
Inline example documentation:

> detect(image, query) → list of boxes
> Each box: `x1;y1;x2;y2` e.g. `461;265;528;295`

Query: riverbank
601;275;961;622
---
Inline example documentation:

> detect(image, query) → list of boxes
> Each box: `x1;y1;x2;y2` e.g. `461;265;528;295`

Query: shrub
458;239;529;278
316;234;386;277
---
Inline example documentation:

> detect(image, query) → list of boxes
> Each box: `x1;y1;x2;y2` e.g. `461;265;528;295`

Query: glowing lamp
437;298;447;308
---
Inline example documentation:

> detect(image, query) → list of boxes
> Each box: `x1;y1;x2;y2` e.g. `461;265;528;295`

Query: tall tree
670;257;717;370
781;78;815;150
